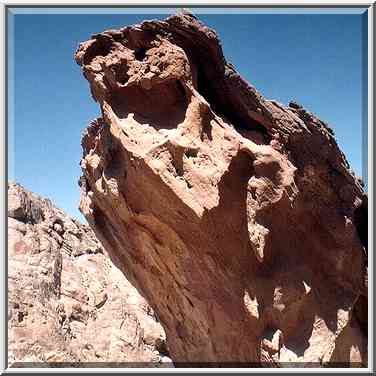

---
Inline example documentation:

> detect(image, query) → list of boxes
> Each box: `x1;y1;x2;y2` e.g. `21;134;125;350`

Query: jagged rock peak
75;13;367;367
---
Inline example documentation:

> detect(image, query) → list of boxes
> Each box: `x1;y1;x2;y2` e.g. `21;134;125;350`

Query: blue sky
8;9;368;222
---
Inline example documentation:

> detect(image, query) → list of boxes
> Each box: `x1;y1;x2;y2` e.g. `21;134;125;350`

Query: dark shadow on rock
110;80;189;130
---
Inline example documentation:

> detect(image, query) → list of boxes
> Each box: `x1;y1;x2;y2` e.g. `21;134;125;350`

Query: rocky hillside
8;182;171;367
75;12;368;367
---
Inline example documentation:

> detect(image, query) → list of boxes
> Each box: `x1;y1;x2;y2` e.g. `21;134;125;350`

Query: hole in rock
185;149;198;158
134;47;148;61
111;79;189;130
156;339;170;356
18;311;25;323
83;40;113;65
114;65;130;85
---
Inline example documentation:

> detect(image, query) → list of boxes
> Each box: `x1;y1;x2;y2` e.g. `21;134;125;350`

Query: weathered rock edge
75;12;368;367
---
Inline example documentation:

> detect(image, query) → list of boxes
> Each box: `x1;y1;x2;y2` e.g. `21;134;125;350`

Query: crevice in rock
199;106;213;142
185;295;194;309
354;198;368;251
195;65;271;144
53;251;63;299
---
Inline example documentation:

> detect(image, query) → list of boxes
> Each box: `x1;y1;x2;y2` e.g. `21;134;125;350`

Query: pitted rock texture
75;12;368;367
8;182;170;367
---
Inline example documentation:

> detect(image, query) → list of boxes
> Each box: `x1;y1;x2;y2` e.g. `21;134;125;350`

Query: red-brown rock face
75;12;368;367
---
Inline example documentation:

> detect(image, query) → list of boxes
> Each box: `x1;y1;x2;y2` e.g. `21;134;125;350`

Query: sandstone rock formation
75;12;368;367
8;182;170;367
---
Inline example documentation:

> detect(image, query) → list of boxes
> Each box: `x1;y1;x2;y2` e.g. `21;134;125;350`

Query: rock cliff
8;182;170;367
75;12;368;367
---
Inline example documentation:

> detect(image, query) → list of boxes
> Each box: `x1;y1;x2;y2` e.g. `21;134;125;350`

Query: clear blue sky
8;9;368;222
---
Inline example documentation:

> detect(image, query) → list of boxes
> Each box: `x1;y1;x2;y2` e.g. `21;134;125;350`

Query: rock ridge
8;182;170;366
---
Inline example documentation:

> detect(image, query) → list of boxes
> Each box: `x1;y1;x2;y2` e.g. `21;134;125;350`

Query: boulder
75;12;367;367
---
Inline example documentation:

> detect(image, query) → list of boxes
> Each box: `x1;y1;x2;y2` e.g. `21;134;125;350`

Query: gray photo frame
1;1;374;374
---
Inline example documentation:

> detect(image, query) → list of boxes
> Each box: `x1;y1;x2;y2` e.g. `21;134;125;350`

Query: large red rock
75;12;367;367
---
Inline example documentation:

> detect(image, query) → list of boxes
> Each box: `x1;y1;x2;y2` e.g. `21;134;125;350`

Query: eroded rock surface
75;12;368;367
8;182;169;367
